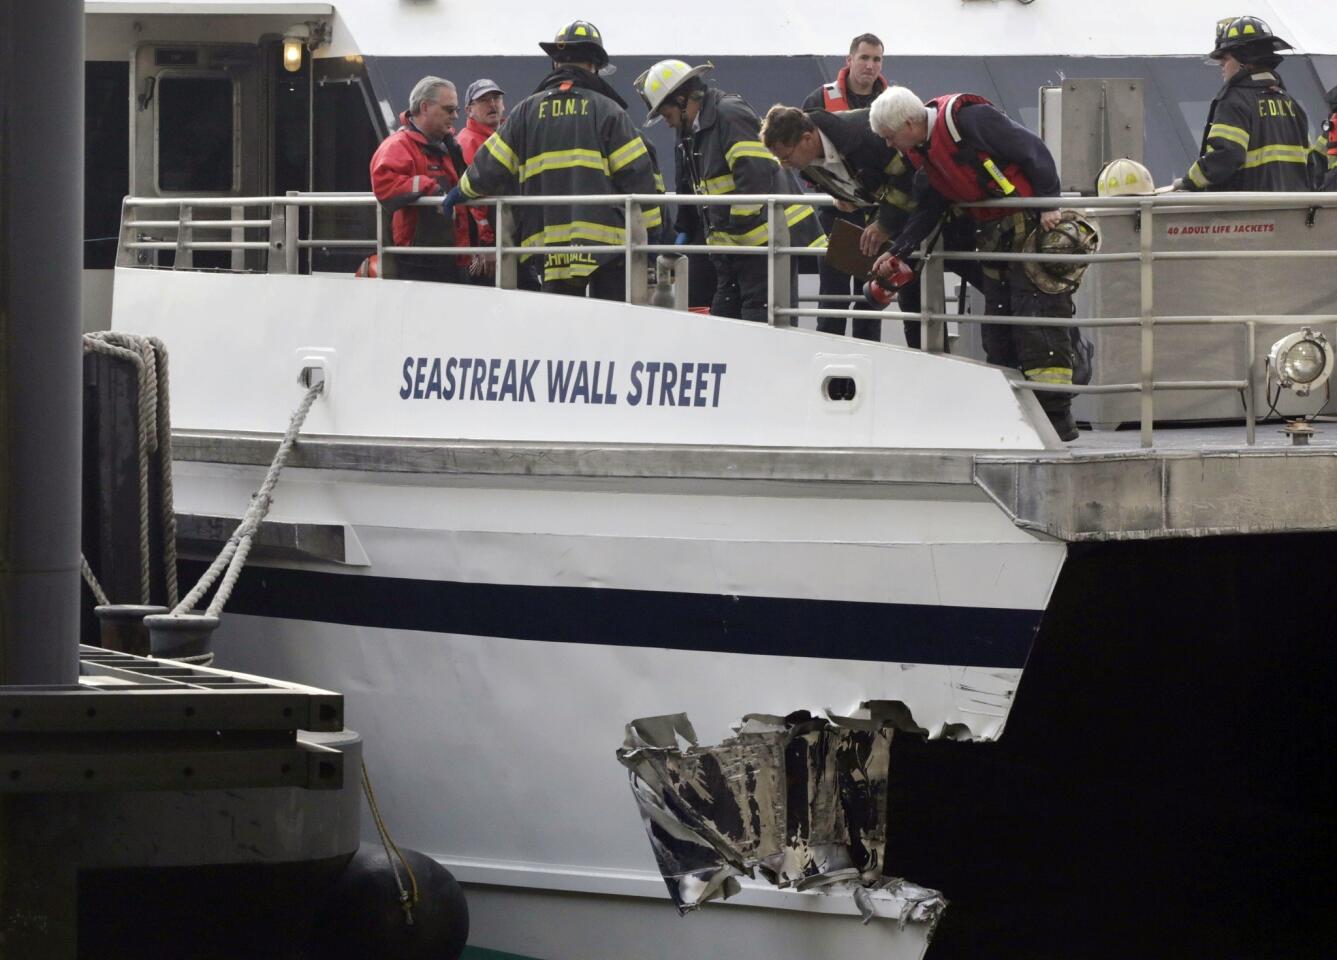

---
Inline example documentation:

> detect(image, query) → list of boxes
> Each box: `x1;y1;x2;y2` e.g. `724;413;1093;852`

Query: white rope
147;336;180;607
171;382;324;618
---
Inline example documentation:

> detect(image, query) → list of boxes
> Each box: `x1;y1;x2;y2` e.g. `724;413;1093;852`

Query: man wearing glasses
369;75;477;283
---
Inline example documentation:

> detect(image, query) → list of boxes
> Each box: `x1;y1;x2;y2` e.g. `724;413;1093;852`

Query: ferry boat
86;1;1337;956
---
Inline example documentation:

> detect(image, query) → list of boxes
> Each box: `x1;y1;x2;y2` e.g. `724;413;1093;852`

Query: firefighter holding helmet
635;59;824;322
1177;16;1313;192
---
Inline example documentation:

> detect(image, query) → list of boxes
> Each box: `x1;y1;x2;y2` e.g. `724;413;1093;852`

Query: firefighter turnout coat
1184;69;1312;191
458;67;659;282
684;87;824;251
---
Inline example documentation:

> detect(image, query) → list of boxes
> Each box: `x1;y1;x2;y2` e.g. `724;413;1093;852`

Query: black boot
1047;407;1079;442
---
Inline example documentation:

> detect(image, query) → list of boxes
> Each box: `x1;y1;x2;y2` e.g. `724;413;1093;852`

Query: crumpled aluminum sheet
617;704;929;915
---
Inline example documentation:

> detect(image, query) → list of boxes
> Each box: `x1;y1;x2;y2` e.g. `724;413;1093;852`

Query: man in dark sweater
762;104;915;343
801;34;888;338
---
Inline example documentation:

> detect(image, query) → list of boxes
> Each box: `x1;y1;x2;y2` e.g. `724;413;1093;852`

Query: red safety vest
907;93;1035;222
821;69;852;111
820;67;886;112
1327;112;1337;160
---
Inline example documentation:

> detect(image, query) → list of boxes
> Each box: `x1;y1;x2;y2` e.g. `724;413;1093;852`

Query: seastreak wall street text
399;357;730;408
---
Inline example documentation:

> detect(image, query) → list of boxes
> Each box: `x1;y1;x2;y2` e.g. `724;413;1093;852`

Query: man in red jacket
455;78;506;281
368;75;476;283
457;78;505;163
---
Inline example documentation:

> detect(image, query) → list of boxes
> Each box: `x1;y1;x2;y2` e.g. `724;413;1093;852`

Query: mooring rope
79;554;111;607
81;332;180;609
171;381;324;618
83;334;153;603
361;757;421;925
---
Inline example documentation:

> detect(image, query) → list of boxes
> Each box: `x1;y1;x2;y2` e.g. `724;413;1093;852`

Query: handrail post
115;196;133;268
494;199;517;290
766;199;777;326
230;203;244;272
283;190;299;274
174;203;193;271
1138;198;1155;448
268;198;287;275
920;241;946;353
375;201;396;280
768;199;793;327
624;196;634;303
1244;320;1256;446
624;196;649;305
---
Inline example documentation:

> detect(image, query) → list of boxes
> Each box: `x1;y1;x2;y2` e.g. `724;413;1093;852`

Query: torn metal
617;705;946;924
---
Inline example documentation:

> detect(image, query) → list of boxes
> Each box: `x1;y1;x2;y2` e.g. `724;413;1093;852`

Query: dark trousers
396;253;466;284
977;216;1075;416
895;216;986;350
710;253;771;322
541;256;626;301
815;209;882;341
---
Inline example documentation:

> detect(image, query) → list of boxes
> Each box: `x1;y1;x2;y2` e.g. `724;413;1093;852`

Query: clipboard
823;217;885;280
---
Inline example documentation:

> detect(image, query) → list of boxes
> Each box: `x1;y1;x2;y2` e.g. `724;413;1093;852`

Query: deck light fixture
282;25;308;72
282;21;331;73
1267;327;1334;397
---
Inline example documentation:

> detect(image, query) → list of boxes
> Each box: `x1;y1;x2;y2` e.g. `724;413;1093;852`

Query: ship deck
172;415;1337;548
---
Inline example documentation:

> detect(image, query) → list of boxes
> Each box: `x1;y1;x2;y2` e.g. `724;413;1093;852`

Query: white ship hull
117;267;1067;957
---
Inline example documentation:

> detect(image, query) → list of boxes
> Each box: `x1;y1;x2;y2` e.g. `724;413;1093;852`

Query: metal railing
116;189;1337;448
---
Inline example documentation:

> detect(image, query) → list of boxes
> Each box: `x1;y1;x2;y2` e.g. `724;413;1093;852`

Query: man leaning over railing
762;103;929;345
869;85;1081;442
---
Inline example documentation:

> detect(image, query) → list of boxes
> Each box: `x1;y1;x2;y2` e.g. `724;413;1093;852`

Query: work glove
439;185;463;218
674;231;691;245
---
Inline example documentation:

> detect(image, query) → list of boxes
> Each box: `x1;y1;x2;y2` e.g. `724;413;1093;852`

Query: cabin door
130;43;266;269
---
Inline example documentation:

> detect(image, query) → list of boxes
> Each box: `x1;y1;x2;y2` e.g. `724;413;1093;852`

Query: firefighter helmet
1097;158;1155;197
539;20;612;73
1023;211;1101;296
1210;15;1291;60
633;59;713;126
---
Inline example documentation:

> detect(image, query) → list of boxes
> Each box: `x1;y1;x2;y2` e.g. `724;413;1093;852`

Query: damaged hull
125;270;1070;956
172;472;1058;957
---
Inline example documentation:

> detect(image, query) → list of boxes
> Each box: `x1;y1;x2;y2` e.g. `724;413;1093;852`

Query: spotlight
1267;327;1334;397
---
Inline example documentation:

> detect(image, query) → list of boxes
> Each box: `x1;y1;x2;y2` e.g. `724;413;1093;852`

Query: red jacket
909;93;1035;222
455;118;498;245
456;117;495;164
369;116;473;250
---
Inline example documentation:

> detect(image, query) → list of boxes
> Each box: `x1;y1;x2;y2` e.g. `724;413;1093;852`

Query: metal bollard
143;612;221;660
94;604;170;656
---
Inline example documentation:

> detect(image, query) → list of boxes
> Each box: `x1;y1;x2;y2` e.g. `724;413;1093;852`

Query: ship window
156;75;235;192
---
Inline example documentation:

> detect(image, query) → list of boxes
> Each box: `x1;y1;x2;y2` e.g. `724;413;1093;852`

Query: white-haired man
868;85;1079;441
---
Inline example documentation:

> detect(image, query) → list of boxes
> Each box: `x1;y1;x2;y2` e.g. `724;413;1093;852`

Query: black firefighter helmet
540;20;611;73
1210;15;1292;61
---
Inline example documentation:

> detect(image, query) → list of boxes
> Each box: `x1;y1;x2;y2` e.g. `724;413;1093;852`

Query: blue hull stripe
182;561;1041;669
